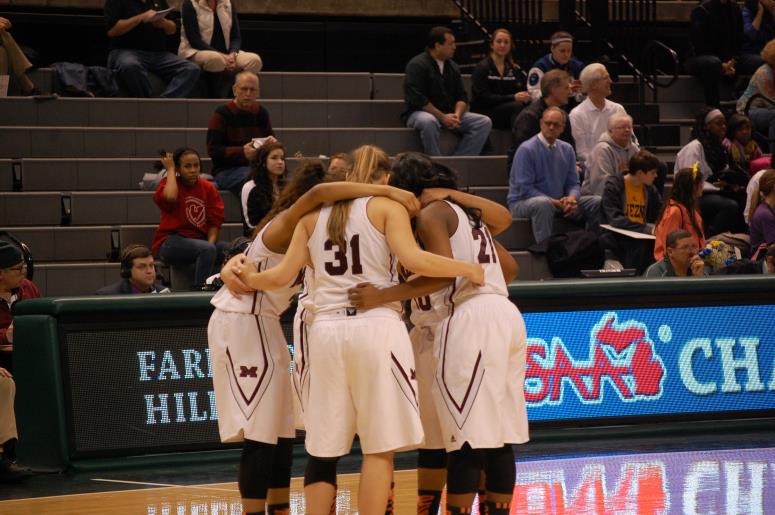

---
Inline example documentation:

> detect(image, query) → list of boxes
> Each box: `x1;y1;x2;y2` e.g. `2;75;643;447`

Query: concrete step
0;126;513;159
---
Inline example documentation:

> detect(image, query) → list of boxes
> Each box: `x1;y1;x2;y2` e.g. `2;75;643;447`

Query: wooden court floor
0;469;453;515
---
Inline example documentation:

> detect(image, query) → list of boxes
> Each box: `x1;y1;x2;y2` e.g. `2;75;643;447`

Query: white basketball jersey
444;201;508;306
307;197;400;313
404;265;452;329
210;220;303;317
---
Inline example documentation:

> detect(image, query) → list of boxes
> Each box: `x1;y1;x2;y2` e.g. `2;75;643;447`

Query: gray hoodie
581;131;639;197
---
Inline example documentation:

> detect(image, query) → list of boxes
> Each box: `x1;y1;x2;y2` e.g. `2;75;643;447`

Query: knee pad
446;444;482;494
303;455;339;487
417;448;447;470
239;439;276;499
484;445;516;494
267;437;294;489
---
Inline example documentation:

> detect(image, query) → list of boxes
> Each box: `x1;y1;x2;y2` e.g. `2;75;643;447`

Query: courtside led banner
522;306;775;423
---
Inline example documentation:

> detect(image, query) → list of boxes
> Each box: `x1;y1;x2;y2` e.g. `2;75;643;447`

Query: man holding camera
206;71;277;193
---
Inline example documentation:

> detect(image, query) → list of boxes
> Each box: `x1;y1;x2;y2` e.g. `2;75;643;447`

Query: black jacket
600;173;662;234
508;98;574;166
96;279;170;295
470;55;525;111
690;0;743;60
402;51;467;124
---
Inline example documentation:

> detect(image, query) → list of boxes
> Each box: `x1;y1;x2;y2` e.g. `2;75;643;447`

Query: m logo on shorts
240;366;259;378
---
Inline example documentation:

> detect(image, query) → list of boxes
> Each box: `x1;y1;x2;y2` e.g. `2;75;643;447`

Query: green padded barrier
13;314;70;470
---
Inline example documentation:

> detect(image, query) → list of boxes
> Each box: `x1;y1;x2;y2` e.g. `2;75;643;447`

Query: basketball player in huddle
232;145;484;515
208;158;421;515
347;153;528;515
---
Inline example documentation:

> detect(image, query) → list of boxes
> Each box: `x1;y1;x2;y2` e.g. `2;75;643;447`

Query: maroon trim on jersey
292;309;309;412
390;352;419;412
436;285;486;429
250;260;265;314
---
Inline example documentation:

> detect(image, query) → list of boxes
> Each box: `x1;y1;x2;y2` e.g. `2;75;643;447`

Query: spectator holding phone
152;147;228;289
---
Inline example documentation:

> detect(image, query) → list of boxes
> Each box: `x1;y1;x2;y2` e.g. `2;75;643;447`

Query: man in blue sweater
508;107;600;243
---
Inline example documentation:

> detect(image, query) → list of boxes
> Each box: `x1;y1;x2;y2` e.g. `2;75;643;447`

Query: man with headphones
0;240;40;373
96;244;170;295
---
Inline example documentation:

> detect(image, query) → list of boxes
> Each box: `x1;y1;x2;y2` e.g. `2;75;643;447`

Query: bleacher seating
0;71;699;295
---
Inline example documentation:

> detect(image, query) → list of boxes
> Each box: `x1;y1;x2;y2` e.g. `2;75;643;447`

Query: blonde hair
326;145;390;249
749;169;775;221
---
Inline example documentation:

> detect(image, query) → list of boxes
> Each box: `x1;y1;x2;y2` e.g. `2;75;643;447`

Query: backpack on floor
546;230;605;278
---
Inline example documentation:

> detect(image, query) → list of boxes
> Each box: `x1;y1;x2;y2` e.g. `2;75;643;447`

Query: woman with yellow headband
653;166;707;260
674;107;747;235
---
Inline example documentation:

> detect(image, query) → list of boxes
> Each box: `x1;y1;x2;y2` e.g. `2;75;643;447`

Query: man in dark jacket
685;0;743;107
508;69;575;169
402;26;492;156
600;150;663;273
96;244;170;295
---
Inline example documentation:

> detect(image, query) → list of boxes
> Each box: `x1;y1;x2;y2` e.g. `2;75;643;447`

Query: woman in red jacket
152;147;228;289
653;166;707;261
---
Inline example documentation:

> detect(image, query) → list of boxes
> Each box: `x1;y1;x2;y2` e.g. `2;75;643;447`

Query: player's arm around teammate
233;198;485;291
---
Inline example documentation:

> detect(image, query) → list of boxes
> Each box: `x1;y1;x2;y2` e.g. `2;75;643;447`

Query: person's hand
441;113;460;130
387;188;421;216
0;367;11;379
347;283;385;309
571;79;583;93
560;196;578;217
151;18;168;29
139;9;156;22
689;255;705;277
232;254;258;277
721;60;736;76
550;198;564;209
468;263;485;286
5;322;12;344
243;141;258;161
0;17;12;31
221;267;255;295
264;135;278;145
514;91;531;103
419;187;452;207
224;53;237;72
160;152;174;172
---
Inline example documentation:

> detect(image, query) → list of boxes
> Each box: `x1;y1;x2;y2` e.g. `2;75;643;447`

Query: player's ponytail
327;145;390;249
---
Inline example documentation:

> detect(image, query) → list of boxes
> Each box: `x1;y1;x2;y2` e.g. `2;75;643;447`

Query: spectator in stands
526;31;583;104
402;26;492;156
766;243;775;273
508;107;600;243
745;167;772;223
723;113;767;175
207;71;276;193
749;169;775;251
179;0;262;76
600;150;662;273
152;148;228;289
740;0;775;74
737;40;775;155
582;113;638;197
653;167;706;261
105;0;200;98
470;28;531;130
241;141;285;233
0;17;38;95
96;244;170;294
0;367;30;483
326;152;353;180
569;63;627;164
509;69;575;165
0;241;40;374
674;108;747;235
644;229;708;277
685;0;743;107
